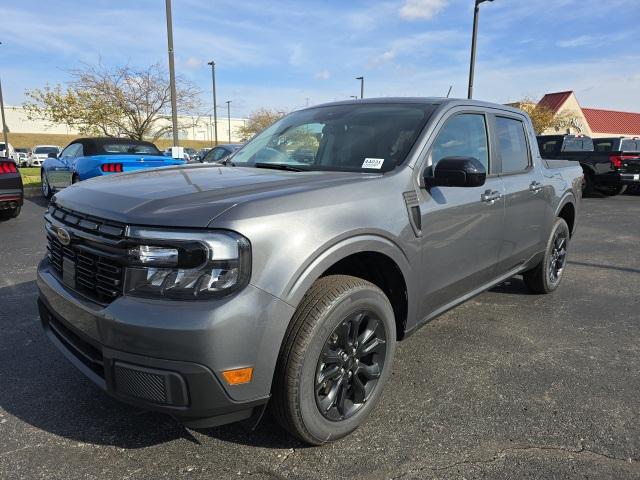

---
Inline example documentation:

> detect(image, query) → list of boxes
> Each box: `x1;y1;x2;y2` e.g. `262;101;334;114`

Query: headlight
123;228;251;299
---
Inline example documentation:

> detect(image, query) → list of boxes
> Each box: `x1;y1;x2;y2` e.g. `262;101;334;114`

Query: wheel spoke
321;349;342;365
319;377;343;412
335;322;350;349
317;365;341;387
358;318;378;346
359;337;386;356
336;380;348;415
360;363;381;380
349;312;365;344
352;374;366;403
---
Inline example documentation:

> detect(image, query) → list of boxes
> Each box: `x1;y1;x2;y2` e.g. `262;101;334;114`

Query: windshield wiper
254;162;308;172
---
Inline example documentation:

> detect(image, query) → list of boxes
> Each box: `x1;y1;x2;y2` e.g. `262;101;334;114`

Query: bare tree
24;62;201;141
511;98;582;135
237;108;287;141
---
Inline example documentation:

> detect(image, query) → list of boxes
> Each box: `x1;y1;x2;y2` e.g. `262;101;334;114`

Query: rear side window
621;139;640;152
495;117;530;173
593;140;614;152
539;139;559;154
430;114;489;170
562;137;593;152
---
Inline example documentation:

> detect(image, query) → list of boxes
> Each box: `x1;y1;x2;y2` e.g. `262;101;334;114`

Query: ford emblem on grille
56;227;71;246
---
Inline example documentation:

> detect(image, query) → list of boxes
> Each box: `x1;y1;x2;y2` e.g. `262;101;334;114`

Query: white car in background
30;145;61;167
0;142;15;161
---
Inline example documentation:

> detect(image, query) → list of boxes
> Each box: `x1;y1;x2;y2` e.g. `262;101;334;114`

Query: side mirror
424;156;486;188
47;152;58;159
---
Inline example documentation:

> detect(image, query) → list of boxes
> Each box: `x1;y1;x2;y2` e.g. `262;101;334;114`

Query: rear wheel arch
557;200;576;236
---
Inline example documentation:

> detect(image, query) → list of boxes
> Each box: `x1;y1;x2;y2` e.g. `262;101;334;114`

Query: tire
581;172;593;194
271;275;396;445
597;185;626;196
72;174;79;184
523;218;570;294
41;171;52;198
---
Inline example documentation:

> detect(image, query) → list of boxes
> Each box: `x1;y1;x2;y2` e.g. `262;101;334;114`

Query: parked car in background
163;147;190;161
40;137;185;198
31;145;62;167
194;147;211;162
0;142;16;162
15;147;32;167
184;147;197;161
0;157;23;220
537;134;640;195
37;98;582;445
201;143;242;164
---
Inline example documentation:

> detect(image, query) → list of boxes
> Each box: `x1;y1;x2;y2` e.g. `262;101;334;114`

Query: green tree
24;63;201;141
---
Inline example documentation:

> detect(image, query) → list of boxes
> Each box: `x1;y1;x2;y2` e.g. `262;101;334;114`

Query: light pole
207;60;218;146
0;42;8;156
467;0;493;99
225;100;232;143
356;76;364;99
165;0;179;146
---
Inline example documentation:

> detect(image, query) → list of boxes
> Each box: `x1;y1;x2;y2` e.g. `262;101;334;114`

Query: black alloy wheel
315;310;387;421
548;228;568;285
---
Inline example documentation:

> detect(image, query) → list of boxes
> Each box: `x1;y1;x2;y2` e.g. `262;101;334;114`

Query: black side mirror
424;156;486;188
47;152;58;159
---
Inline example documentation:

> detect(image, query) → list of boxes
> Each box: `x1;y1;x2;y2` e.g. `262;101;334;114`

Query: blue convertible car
41;137;185;198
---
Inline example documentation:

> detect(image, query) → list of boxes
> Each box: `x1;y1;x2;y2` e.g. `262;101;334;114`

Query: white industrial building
2;105;248;143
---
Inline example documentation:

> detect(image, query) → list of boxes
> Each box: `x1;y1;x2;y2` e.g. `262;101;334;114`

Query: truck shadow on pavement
0;280;302;450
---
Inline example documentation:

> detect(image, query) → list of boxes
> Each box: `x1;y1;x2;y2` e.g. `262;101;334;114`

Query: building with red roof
535;91;640;138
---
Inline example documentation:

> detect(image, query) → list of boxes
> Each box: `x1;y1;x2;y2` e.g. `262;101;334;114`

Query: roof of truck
300;97;526;115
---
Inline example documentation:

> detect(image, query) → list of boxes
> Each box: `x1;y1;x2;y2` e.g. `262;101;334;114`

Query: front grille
46;204;127;303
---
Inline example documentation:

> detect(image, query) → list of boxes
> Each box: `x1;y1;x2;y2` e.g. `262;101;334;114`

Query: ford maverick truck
37;98;582;445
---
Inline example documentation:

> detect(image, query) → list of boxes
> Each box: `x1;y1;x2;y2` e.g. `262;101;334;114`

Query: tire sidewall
542;218;570;292
296;286;396;443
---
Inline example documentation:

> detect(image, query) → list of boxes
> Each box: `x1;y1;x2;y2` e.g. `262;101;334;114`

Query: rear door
493;114;547;273
417;110;505;318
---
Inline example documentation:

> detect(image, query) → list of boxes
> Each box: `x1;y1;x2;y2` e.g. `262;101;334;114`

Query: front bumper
37;258;295;427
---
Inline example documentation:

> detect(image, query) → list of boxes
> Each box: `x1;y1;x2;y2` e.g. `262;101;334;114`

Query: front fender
280;233;415;321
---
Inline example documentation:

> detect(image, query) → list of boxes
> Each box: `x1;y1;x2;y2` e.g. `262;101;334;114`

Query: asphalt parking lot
1;195;638;480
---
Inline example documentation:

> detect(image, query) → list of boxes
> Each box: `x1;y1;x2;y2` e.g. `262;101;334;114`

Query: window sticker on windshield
362;158;385;169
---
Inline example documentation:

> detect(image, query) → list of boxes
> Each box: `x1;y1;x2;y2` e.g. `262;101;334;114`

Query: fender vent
403;191;422;236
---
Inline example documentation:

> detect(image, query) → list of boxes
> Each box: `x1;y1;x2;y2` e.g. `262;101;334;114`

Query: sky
1;0;639;117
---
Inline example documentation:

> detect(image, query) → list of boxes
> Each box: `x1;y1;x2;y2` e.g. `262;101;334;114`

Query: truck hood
52;164;377;228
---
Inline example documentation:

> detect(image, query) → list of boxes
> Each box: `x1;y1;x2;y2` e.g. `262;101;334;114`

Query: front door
416;111;505;319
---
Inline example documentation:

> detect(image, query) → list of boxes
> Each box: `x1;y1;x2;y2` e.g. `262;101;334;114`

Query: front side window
429;113;489;170
495;116;530;173
61;143;82;159
230;103;436;172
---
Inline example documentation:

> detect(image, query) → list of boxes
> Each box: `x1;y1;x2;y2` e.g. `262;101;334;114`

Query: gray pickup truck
37;98;583;445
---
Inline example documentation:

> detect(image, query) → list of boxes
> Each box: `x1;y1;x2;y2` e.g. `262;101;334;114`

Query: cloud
399;0;448;20
184;57;202;69
314;70;331;80
557;35;592;48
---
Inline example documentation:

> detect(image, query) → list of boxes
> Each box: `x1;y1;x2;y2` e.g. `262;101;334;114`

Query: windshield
230;103;436;172
35;146;59;154
101;143;161;155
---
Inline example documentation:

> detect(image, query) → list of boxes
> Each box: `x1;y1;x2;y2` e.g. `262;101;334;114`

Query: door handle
529;181;543;193
481;189;501;204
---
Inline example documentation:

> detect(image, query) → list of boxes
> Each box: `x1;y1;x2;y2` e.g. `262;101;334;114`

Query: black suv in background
537;134;640;195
